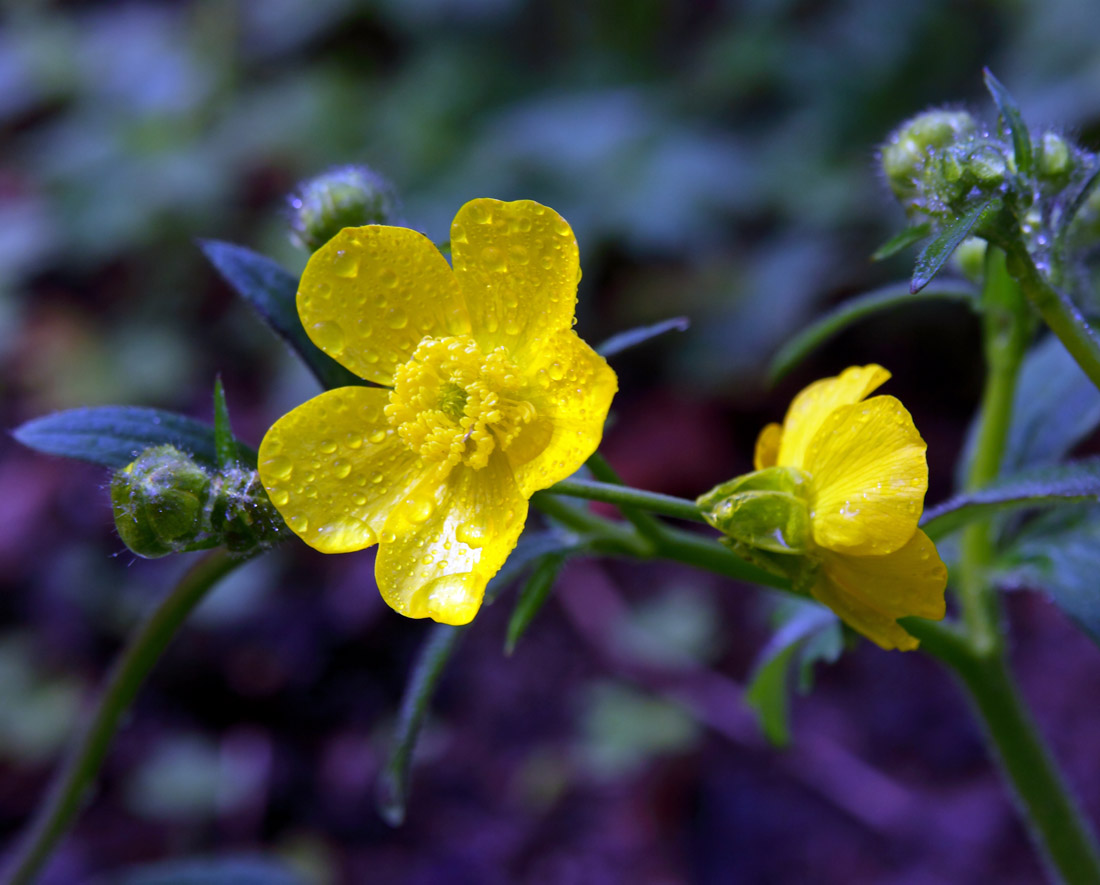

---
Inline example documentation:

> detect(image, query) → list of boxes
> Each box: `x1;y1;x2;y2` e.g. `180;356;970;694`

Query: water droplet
288;514;309;533
344;432;363;449
368;430;387;444
456;522;485;547
264;455;294;480
319;439;337;454
468;203;492;224
548;362;565;381
481;246;506;271
387;307;409;329
271;488;289;506
333;459;352;479
332;249;360;277
407;498;434;523
380;268;398;287
311;321;346;355
485;314;499;333
508;245;529;265
380;530;397;543
504;319;522;336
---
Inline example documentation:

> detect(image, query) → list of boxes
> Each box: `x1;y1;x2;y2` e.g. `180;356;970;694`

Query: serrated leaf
745;600;839;747
871;223;933;261
200;240;363;391
924;458;1100;541
505;552;567;655
13;406;256;469
212;377;236;470
996;504;1100;646
96;856;306;885
983;68;1032;179
911;198;1001;294
597;317;690;358
768;279;977;383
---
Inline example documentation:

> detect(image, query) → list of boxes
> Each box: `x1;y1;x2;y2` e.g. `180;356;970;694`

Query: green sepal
212;376;237;471
208;466;289;554
718;537;820;595
698;467;812;554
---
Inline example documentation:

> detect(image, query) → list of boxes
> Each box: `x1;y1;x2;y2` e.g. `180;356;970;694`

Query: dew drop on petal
368;430;387;445
548;361;565;381
332;249;360;278
333;459;352;479
456;522;485;547
311;321;346;355
319;439;337;454
271;488;289;506
288;514;309;533
264;455;294;480
481;246;506;272
387;307;409;330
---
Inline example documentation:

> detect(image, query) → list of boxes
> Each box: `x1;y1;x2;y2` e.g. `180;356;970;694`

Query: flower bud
951;236;987;282
288;165;400;251
1037;131;1073;182
881;110;978;201
111;446;214;558
697;466;812;554
208;465;288;553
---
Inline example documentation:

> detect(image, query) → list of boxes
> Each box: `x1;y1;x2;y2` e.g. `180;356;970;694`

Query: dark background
2;0;1100;882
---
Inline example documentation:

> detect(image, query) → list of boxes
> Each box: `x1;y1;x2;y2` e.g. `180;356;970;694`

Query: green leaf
200;240;363;391
871;223;933;261
597;317;690;358
212;377;237;470
955;335;1100;488
924;458;1100;541
983;68;1032;179
768;280;977;383
911;198;1001;294
97;856;306;885
1054;162;1100;258
745;600;840;747
505;552;567;655
996;505;1100;646
13;406;257;470
375;622;463;827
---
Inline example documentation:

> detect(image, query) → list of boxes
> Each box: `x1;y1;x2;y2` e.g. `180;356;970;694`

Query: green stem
1002;235;1100;392
2;549;246;885
958;246;1029;655
545;477;705;524
907;620;1100;884
584;453;666;541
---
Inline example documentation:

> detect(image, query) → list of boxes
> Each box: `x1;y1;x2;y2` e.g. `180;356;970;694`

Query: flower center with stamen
385;336;539;470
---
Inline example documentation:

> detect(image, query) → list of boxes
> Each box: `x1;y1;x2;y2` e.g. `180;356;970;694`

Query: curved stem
545;477;705;524
2;549;247;885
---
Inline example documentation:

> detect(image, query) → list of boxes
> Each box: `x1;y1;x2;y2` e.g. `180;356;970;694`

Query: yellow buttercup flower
259;198;617;626
753;365;947;650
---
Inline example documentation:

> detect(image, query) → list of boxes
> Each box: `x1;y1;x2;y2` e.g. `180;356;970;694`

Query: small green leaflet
212;377;238;470
871;223;933;262
505;552;567;655
13;406;256;470
983;68;1033;179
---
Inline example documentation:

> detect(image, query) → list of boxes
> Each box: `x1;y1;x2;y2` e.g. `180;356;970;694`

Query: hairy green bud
288;165;400;251
111;446;214;558
1037;131;1073;182
111;446;287;558
952;236;988;283
881;110;978;201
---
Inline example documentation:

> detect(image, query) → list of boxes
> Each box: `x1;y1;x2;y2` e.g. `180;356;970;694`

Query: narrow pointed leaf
13;406;256;469
199;240;363;391
983;68;1032;178
1055;162;1100;253
911;198;1001;293
505;553;567;655
212;377;237;470
923;457;1100;541
871;223;933;261
597;317;690;358
376;623;463;827
768;280;977;383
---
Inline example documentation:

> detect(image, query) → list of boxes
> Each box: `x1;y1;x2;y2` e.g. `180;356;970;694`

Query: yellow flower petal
813;529;947;651
804;395;927;555
258;387;421;553
298;226;471;386
375;451;528;625
754;422;782;470
509;330;618;497
450;198;579;357
777;365;891;469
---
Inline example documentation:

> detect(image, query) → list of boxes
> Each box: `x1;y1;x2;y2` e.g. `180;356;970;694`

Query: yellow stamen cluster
384;336;538;470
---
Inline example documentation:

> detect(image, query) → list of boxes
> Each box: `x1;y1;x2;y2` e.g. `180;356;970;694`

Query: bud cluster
111;445;287;559
880;107;1099;277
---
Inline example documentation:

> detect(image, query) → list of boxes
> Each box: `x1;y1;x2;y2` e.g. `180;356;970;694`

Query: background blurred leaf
13;406;256;469
871;223;933;261
94;856;306;885
597;317;690;359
